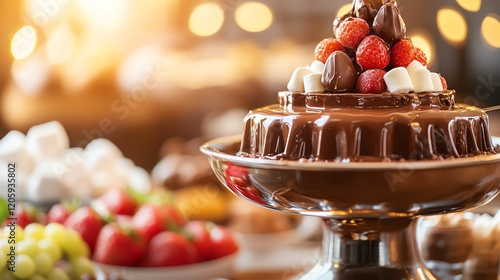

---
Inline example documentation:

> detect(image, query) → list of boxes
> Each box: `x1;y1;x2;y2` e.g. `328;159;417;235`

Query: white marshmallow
430;73;444;91
410;69;434;93
384;67;414;94
25;121;69;163
27;159;68;203
309;60;325;73
406;60;426;74
83;138;123;173
54;148;94;200
0;130;34;174
127;166;152;194
303;73;325;93
287;67;314;92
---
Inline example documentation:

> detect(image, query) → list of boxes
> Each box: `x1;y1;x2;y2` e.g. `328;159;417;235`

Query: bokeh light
189;3;224;37
481;15;500;48
336;3;353;18
11;26;37;60
436;8;468;45
235;2;273;33
456;0;481;12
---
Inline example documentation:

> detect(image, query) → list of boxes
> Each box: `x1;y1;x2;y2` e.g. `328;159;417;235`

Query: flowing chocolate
373;3;406;45
322;51;357;92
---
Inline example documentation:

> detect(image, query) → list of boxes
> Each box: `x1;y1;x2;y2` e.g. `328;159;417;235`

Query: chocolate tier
239;91;497;162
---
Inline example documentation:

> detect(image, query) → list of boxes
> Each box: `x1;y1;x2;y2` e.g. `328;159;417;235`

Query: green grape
0;253;6;272
0;198;8;225
44;224;68;249
33;251;54;276
46;267;70;280
70;256;95;279
38;238;62;263
17;238;40;257
27;274;46;280
0;239;11;255
2;225;24;242
12;254;36;279
63;230;89;259
46;269;70;280
0;270;17;280
24;223;46;241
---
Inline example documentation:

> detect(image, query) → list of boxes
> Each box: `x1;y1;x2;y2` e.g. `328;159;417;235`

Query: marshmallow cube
410;69;434;93
0;130;34;174
430;73;444;91
406;60;427;74
83;138;123;173
287;67;314;92
384;67;414;94
26;121;69;163
309;60;325;74
27;159;68;203
56;148;94;199
127;166;152;194
303;73;325;93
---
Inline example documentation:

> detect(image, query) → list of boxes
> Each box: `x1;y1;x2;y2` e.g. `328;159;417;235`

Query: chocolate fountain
201;1;500;279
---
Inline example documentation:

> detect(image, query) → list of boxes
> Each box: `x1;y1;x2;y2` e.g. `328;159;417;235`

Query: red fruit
64;206;105;254
4;203;43;228
47;201;79;224
314;38;344;63
184;221;215;262
356;35;390;70
356;69;387;93
97;188;137;216
414;47;428;66
93;223;147;266
336;17;370;49
390;39;415;68
132;204;185;240
208;225;239;260
440;74;448;90
140;231;197;267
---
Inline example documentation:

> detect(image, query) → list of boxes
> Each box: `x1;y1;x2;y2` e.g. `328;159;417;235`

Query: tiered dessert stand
201;135;500;280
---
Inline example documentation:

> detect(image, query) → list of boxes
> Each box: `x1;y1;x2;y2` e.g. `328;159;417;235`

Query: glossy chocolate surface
322;51;358;92
373;3;406;44
239;91;498;162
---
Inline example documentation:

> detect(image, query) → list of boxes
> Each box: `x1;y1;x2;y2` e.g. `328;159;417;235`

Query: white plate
94;251;238;280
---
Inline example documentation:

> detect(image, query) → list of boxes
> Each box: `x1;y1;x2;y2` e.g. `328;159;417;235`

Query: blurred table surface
230;240;320;280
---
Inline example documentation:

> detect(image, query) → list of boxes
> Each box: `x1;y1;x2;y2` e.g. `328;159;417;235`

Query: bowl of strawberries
48;188;240;280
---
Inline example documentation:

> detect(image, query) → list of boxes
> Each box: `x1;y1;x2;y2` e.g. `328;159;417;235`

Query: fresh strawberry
440;74;448;90
208;224;239;260
64;206;106;254
390;39;415;68
93;223;147;266
356;35;390;70
140;231;196;267
414;47;428;66
97;188;138;216
184;220;239;262
47;200;80;224
314;38;344;63
184;221;215;262
335;17;370;49
356;69;387;93
4;203;43;228
132;203;185;240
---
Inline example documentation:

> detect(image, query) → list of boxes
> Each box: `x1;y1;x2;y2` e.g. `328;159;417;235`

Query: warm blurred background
0;0;499;170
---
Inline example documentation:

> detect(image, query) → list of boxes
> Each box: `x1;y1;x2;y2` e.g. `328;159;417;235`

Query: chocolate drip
239;92;497;162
